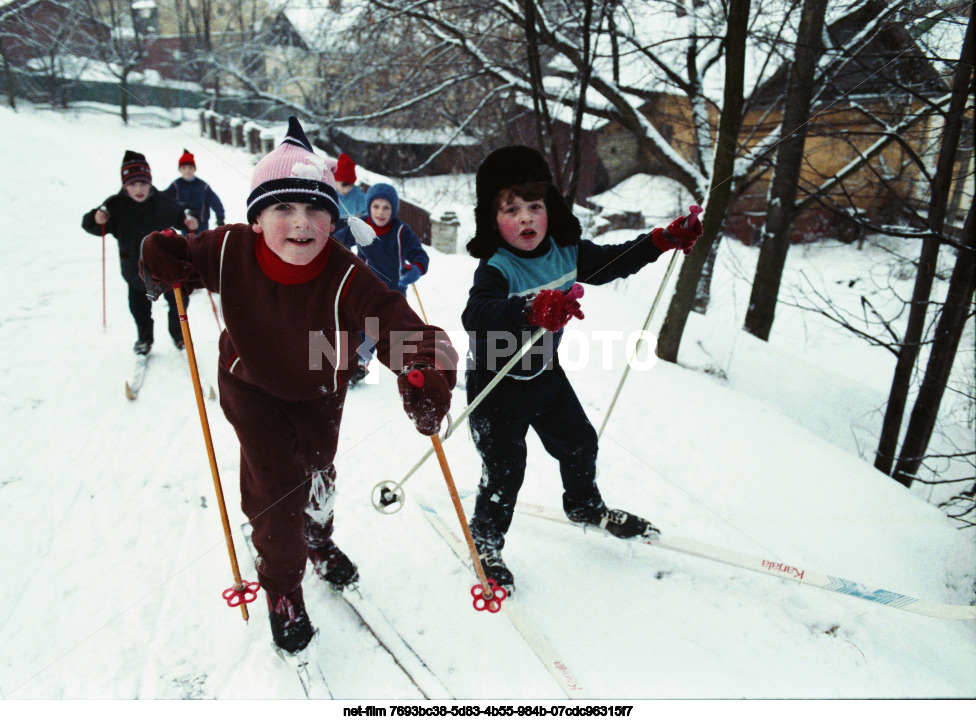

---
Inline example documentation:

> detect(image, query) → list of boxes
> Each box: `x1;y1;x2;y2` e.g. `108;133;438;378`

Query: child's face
495;191;548;252
369;198;392;226
124;181;151;203
253;202;335;265
337;181;353;196
179;165;196;181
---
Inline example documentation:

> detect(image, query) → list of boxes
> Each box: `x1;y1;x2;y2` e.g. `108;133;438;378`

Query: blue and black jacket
461;234;664;379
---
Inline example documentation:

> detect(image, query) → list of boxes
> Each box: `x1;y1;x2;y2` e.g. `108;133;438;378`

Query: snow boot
477;544;515;594
172;335;185;351
309;540;360;589
266;586;315;654
567;506;661;540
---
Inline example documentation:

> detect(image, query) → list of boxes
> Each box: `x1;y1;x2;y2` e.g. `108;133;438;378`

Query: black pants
467;365;603;552
127;281;187;343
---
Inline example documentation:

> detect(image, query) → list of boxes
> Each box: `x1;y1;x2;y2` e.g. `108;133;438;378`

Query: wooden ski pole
404;288;503;609
173;286;253;621
596;205;702;440
412;284;428;323
406;369;502;611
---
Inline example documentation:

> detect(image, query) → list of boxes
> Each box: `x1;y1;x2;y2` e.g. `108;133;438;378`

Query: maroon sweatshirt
144;224;456;402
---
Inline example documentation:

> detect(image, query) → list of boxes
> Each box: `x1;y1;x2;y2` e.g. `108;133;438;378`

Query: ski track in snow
0;104;973;705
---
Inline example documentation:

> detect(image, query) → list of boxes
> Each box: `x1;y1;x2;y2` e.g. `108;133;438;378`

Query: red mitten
526;284;585;332
398;364;452;436
651;205;704;255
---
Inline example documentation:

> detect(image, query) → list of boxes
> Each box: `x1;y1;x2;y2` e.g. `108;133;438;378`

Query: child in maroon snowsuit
140;117;457;654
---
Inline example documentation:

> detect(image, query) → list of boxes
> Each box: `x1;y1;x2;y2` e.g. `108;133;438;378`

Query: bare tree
874;7;974;476
893;200;975;487
657;0;752;362
742;0;829;341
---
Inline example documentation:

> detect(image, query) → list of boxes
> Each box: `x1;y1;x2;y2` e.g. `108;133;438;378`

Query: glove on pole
173;286;256;621
597;205;703;440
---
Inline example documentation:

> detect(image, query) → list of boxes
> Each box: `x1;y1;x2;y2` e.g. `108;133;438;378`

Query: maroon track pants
219;367;347;594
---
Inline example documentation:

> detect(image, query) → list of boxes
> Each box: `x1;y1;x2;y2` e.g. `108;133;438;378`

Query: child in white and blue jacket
334;183;429;295
461;145;702;593
335;182;430;381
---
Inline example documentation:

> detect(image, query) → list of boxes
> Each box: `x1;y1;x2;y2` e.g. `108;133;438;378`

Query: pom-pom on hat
467;145;580;259
335;152;357;184
365;182;399;217
246;116;339;224
178;149;196;168
121;150;152;186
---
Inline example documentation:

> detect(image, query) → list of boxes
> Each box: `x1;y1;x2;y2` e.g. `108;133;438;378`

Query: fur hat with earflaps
121;150;151;186
246;116;339;224
467;145;580;259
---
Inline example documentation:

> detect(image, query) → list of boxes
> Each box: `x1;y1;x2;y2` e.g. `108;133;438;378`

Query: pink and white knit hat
246;116;339;224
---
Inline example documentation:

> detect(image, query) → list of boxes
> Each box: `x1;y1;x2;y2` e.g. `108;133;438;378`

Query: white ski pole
372;325;546;513
596;205;703;440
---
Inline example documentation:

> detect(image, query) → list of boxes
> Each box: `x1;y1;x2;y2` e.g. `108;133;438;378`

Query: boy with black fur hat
163;149;226;231
461;145;701;593
140;118;458;655
82;150;200;354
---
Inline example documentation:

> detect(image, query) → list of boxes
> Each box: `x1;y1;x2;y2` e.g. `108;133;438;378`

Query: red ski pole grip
684;205;704;229
407;369;425;388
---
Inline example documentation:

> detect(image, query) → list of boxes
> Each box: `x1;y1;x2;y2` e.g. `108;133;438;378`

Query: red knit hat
178;149;195;168
121;150;151;186
335;152;357;184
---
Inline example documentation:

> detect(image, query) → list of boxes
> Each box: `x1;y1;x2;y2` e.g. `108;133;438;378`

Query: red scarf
254;234;332;284
365;217;392;236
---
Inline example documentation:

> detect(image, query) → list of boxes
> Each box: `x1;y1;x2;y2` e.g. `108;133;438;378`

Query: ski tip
208;386;217;400
125;382;138;401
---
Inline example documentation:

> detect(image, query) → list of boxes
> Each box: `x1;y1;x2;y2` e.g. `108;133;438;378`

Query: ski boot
568;506;661;541
267;585;315;654
309;540;360;589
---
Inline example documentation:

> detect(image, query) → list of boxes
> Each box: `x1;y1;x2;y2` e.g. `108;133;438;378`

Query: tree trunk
743;0;828;341
874;11;974;475
1;40;15;110
892;202;976;487
119;68;129;124
657;0;751;363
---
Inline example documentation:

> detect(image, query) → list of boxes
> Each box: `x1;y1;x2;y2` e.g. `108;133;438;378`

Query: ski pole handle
683;204;703;229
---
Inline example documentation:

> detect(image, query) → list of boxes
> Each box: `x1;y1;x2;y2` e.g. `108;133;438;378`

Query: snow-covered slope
0;104;972;706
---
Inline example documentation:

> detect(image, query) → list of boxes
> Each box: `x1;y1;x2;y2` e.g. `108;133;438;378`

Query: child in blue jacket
335;183;430;383
461;145;702;593
163;149;225;231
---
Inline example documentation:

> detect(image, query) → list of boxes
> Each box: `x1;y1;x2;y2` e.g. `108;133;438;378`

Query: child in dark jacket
140;118;457;655
461;146;701;593
334;182;430;383
163;149;226;231
82;150;199;354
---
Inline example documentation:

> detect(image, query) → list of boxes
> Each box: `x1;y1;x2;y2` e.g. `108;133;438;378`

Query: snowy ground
0;104;973;714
